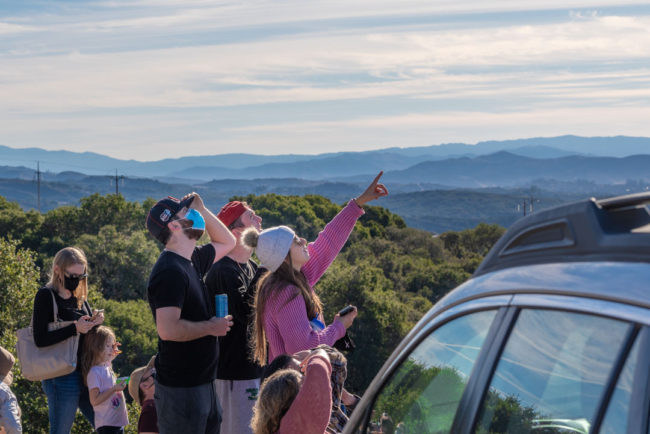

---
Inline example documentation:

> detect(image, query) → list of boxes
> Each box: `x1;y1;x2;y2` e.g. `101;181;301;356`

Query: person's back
206;256;263;379
252;349;332;434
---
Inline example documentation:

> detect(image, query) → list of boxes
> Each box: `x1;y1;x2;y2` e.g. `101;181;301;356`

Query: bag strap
48;288;61;323
29;287;61;328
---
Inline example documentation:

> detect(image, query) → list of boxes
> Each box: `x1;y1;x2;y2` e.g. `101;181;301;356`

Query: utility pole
516;195;536;217
36;161;41;213
113;169;125;195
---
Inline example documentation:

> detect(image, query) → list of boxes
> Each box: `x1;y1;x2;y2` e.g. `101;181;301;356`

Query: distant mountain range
2;135;649;233
2;135;650;181
356;152;650;187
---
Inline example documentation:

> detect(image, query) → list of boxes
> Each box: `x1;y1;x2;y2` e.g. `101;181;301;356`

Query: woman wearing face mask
32;246;105;434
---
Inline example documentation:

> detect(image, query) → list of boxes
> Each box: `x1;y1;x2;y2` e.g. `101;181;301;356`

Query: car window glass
599;335;640;434
365;309;497;434
475;309;631;434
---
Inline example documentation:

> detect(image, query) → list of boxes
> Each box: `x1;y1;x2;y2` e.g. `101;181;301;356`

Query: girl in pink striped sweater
242;172;388;366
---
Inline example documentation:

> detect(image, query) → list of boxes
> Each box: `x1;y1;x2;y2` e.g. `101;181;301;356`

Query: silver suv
345;193;650;434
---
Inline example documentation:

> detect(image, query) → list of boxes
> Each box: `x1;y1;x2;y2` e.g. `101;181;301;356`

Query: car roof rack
474;192;650;277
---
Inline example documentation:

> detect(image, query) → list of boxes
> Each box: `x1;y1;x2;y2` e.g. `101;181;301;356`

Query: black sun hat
146;196;194;243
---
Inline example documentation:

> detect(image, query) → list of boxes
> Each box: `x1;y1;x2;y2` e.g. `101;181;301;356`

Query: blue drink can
215;294;228;317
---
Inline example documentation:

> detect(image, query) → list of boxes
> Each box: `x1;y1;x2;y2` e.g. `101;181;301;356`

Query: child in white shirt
81;326;128;434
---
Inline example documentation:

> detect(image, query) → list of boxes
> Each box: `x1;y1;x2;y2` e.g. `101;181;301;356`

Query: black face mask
64;275;81;291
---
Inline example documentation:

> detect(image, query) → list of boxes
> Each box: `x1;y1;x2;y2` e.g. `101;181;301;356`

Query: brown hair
251;253;323;366
80;326;116;386
251;369;301;434
47;246;89;309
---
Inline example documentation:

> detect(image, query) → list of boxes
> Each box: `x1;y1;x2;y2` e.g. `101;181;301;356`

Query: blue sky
1;0;650;161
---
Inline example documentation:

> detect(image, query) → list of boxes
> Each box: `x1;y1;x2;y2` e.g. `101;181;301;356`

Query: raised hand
183;192;205;210
354;171;389;206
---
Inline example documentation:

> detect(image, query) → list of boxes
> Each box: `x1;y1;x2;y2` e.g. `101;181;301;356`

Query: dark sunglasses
65;272;88;280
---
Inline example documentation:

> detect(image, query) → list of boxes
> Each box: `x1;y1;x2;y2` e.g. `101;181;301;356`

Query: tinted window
366;310;497;434
475;310;631;434
599;334;640;434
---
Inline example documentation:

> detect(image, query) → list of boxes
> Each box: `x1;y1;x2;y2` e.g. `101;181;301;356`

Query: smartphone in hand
91;309;104;321
339;305;355;316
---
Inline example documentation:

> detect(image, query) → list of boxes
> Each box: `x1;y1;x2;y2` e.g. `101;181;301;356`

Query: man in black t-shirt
205;201;264;434
146;193;236;434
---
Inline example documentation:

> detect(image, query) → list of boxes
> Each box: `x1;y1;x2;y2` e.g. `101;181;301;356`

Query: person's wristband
352;197;362;208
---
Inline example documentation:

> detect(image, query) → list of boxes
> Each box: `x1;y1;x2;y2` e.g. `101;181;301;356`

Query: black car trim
627;326;650;434
591;324;640;433
475;194;650;277
511;294;650;326
456;307;520;434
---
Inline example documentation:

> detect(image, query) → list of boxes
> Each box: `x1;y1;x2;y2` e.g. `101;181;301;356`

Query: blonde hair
47;246;89;309
80;326;116;386
251;369;301;434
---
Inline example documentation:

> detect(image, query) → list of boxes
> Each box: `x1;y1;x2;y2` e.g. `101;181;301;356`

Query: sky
1;0;650;161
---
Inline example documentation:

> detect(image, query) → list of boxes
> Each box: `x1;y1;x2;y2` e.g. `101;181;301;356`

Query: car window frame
625;326;650;434
346;295;512;433
457;294;649;434
344;294;650;434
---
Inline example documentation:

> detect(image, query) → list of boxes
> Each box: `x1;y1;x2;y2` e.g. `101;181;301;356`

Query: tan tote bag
16;289;80;381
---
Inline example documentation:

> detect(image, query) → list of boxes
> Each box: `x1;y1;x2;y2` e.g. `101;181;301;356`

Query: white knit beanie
249;225;295;272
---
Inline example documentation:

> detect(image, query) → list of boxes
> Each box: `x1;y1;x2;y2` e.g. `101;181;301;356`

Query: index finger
371;171;384;186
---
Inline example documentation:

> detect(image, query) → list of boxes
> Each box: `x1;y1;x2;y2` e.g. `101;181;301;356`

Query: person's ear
168;220;183;232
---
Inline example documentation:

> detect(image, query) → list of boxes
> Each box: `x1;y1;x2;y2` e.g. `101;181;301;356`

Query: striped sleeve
302;200;364;287
269;286;345;356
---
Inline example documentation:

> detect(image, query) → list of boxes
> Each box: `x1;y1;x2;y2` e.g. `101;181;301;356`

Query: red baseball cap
218;201;247;227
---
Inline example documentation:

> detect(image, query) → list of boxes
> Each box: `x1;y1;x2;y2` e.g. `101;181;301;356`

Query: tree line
0;193;504;433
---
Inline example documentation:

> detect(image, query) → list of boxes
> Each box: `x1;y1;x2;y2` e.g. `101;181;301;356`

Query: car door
346;296;512;433
464;295;650;434
348;295;650;434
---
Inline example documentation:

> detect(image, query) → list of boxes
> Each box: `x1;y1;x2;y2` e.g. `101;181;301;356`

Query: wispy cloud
1;1;650;159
